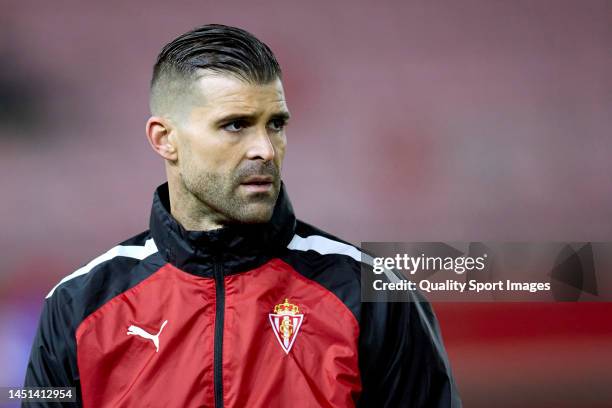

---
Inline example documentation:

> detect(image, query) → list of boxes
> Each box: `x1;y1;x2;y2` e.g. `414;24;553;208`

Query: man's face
172;73;289;225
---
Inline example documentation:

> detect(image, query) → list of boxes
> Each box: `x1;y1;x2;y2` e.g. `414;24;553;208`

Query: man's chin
233;205;275;224
228;185;279;223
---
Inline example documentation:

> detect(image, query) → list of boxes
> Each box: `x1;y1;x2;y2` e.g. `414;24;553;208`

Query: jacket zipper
213;259;225;408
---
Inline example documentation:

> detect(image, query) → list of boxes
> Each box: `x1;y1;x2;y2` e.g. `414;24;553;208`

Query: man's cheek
275;146;286;167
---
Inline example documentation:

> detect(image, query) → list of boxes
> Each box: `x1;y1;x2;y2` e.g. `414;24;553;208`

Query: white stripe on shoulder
287;234;399;283
46;238;158;299
287;234;363;262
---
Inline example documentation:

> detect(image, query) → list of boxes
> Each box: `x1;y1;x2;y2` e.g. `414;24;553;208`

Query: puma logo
126;320;168;352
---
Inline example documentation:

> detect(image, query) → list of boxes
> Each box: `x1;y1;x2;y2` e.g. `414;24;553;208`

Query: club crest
269;298;304;354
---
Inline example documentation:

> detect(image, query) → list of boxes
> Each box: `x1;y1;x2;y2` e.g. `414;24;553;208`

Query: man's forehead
191;72;287;112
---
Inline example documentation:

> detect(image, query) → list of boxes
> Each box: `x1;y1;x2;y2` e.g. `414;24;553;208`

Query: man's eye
223;120;247;132
268;118;287;131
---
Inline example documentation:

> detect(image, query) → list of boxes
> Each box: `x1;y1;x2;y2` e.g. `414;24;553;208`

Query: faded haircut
150;24;282;116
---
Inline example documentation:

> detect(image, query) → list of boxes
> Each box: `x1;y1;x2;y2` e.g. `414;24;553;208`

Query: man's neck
167;181;226;232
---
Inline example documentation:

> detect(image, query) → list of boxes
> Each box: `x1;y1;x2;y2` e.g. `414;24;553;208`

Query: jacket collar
149;182;296;277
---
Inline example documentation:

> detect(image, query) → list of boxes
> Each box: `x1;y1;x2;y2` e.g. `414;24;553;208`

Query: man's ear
146;116;178;162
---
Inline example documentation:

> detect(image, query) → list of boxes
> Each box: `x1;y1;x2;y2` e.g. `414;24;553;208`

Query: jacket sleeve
357;289;461;407
23;289;82;407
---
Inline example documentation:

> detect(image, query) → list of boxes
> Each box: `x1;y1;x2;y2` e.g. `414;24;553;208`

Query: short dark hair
150;24;282;115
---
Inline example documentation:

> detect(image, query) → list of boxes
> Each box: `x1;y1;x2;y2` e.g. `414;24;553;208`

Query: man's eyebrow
270;111;291;121
213;110;291;126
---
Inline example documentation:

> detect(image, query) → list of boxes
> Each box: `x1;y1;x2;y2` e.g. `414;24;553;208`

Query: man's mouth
240;176;274;193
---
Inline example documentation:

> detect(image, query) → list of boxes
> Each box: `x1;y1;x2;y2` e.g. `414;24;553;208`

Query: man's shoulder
281;220;366;321
45;229;160;311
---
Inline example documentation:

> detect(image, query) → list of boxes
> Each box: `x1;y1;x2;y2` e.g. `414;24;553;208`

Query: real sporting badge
269;299;304;354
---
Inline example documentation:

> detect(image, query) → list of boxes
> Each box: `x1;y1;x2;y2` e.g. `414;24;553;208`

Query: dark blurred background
1;0;611;406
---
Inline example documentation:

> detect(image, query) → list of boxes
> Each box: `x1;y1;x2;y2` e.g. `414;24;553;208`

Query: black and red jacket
24;182;460;407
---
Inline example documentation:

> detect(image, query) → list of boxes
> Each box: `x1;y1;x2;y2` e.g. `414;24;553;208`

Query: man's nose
246;128;275;161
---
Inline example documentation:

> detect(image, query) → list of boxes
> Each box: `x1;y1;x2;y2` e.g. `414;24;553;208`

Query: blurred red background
1;0;611;406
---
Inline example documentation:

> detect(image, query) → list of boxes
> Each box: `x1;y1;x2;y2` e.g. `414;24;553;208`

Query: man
24;24;460;407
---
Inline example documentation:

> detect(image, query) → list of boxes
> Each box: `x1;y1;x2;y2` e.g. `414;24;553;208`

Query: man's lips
240;176;274;192
240;176;274;185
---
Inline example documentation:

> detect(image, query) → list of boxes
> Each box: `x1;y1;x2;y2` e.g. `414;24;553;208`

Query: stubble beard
181;162;281;225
